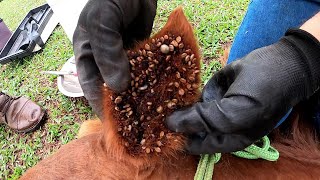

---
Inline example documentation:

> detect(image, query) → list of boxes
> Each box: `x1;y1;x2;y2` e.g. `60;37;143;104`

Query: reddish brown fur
69;116;320;179
21;7;320;180
77;119;103;138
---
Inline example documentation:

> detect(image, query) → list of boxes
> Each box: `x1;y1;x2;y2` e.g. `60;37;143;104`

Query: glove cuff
284;28;320;94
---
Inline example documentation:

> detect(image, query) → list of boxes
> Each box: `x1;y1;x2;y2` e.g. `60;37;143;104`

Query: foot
0;92;45;133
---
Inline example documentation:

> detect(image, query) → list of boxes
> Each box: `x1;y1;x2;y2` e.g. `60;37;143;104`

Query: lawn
0;0;249;179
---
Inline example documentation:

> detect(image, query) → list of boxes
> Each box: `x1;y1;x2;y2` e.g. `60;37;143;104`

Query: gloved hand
73;0;157;117
166;29;320;154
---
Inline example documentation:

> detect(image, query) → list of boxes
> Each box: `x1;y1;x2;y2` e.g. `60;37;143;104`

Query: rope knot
194;136;279;180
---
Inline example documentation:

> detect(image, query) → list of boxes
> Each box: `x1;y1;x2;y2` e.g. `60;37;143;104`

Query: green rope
231;136;279;161
194;136;279;180
194;153;221;180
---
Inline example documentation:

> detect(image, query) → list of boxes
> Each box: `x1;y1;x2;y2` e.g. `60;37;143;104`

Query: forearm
300;12;320;41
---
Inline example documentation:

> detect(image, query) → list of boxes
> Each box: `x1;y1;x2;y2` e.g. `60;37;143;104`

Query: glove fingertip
104;72;130;93
185;136;204;155
166;113;181;132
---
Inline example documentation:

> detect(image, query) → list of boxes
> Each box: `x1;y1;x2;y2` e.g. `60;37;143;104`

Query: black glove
73;0;157;118
166;29;320;154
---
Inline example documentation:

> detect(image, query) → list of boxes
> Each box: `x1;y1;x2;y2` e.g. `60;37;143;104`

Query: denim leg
227;0;320;130
228;0;320;63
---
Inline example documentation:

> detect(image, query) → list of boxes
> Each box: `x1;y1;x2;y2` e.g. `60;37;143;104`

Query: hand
73;0;157;117
166;28;320;155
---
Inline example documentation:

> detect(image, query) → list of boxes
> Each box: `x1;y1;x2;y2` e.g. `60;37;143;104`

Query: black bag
0;4;53;64
0;18;12;52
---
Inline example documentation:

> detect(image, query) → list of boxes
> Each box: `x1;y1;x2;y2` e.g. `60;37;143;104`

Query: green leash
194;153;221;180
194;136;279;180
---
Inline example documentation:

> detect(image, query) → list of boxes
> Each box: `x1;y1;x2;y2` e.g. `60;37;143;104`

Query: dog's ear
154;6;201;64
220;44;231;67
77;120;103;138
102;7;202;158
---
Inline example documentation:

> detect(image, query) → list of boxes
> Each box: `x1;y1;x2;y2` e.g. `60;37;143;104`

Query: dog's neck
97;124;197;180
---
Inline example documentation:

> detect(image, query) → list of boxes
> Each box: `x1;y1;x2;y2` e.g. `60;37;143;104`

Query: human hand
72;0;157;117
73;0;157;93
167;28;320;154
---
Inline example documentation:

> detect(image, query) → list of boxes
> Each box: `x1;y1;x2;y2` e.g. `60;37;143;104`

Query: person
73;0;320;155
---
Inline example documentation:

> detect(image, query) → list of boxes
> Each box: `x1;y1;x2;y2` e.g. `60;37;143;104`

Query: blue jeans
227;0;320;129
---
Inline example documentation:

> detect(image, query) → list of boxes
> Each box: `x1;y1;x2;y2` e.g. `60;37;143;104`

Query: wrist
284;28;320;95
300;12;320;42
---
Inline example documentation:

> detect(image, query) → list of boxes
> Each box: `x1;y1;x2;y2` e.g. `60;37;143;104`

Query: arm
167;12;320;154
300;12;320;41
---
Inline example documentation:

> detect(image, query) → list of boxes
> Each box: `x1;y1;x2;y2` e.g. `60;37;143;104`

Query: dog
21;7;320;180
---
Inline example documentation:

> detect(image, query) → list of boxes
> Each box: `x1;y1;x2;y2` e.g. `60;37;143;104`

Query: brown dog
21;7;200;180
21;8;320;180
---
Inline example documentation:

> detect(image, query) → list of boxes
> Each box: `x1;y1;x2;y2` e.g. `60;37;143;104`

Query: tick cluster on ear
110;33;201;156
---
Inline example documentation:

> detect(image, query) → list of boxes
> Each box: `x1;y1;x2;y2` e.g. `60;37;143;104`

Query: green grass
0;0;249;179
